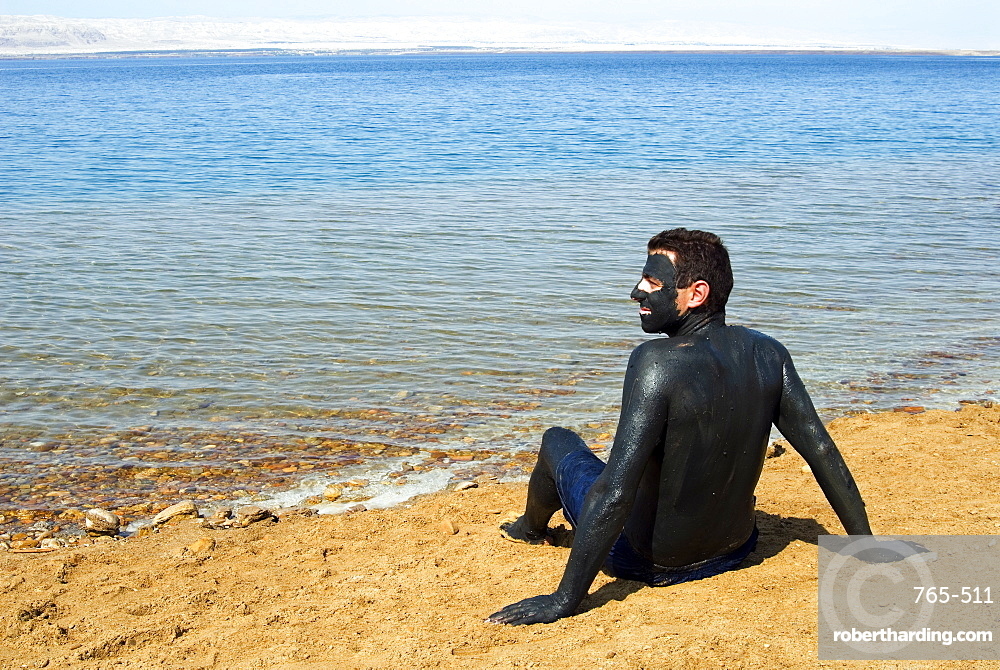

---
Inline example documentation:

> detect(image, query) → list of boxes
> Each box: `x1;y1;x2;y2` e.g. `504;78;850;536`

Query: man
488;228;875;626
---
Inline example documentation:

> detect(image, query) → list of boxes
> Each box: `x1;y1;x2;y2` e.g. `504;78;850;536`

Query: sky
0;0;997;49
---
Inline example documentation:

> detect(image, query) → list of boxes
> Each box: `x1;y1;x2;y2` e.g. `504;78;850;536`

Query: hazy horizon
1;0;998;51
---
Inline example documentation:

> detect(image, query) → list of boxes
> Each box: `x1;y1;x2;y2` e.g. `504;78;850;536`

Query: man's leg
502;426;591;543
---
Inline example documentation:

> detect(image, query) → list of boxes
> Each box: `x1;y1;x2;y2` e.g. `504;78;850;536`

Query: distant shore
2;404;998;668
4;47;1000;61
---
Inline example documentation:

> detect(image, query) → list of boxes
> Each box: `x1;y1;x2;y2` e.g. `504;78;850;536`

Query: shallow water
1;53;998;520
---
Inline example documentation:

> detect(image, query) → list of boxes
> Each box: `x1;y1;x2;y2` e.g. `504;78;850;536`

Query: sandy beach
2;403;998;669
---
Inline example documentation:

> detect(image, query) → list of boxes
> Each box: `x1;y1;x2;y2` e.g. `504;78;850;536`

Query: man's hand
486;593;575;626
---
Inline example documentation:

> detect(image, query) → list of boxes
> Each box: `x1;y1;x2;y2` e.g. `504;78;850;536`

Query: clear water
1;53;998;513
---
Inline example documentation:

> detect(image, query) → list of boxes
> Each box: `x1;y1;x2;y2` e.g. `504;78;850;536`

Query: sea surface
1;53;998;522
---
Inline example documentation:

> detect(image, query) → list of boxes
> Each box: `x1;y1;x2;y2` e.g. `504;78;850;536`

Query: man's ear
685;280;711;310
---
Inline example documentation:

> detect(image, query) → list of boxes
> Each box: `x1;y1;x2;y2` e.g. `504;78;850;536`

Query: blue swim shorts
554;448;758;586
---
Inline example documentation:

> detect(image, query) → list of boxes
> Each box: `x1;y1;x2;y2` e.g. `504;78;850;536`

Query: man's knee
541;426;579;448
540;426;588;464
542;426;574;441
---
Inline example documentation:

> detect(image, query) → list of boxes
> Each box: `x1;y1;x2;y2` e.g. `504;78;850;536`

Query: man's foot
499;516;552;545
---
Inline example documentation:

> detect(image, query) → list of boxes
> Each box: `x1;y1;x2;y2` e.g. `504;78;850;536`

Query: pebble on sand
11;538;40;549
185;537;215;557
235;506;273;526
151;501;199;527
439;519;459;535
275;506;317;519
84;508;121;536
207;507;232;523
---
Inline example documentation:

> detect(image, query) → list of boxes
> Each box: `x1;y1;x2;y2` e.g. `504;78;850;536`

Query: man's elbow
582;478;611;505
583;478;631;519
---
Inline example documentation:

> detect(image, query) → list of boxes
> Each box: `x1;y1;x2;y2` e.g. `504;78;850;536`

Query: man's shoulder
630;335;691;357
628;331;717;369
728;324;786;347
724;325;794;359
630;326;791;361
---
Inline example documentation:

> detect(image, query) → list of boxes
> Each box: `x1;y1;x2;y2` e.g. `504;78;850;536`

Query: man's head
630;228;733;334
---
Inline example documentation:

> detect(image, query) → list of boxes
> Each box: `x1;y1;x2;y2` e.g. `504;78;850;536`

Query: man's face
630;251;682;334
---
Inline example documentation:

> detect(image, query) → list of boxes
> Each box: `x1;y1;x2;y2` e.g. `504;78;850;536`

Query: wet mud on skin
630;253;683;336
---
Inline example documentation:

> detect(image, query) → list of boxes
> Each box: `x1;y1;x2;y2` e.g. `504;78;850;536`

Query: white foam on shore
121;452;521;533
240;451;521;515
280;467;456;514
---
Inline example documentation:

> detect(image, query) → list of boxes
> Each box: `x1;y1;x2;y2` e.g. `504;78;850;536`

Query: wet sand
2;404;999;669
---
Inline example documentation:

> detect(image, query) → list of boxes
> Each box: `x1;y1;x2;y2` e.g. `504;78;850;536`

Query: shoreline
2;404;999;668
1;399;994;541
1;399;994;539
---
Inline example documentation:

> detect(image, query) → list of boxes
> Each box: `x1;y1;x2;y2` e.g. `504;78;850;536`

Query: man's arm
487;344;670;625
774;351;873;535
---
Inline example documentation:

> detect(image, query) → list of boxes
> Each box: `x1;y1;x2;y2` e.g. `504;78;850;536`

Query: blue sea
1;53;998;517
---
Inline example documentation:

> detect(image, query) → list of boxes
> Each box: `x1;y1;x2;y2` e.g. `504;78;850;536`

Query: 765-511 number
914;586;993;604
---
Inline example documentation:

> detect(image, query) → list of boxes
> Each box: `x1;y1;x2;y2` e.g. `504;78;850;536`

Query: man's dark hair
647;228;733;314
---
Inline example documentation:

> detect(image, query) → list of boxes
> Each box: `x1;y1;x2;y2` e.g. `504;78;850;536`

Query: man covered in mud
488;228;876;625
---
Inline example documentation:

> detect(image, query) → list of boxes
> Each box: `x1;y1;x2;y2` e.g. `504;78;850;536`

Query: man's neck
672;310;726;337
